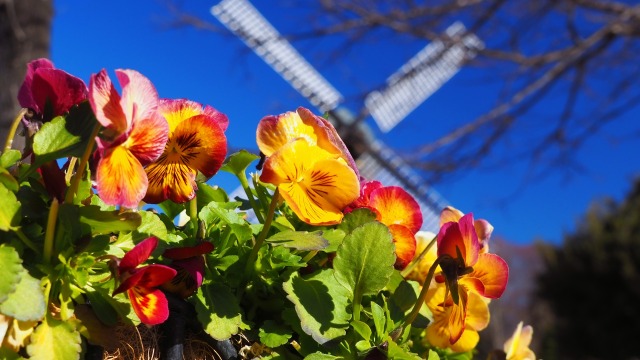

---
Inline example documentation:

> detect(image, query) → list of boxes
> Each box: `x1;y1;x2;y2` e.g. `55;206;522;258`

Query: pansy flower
425;282;490;351
346;180;422;269
143;99;228;204
257;108;360;225
18;58;88;122
504;322;536;360
161;241;215;299
440;206;494;253
256;107;359;176
89;69;169;208
435;212;508;342
113;237;177;325
260;138;360;225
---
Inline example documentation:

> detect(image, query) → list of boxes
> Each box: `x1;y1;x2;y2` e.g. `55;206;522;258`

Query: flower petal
144;161;195;204
345;180;383;212
388;224;416;270
89;69;127;135
116;69;159;131
18;58;54;112
464;291;490;331
369;186;423;233
126;111;168;166
31;68;87;118
135;264;178;289
447;290;468;344
462;252;509;299
437;213;479;266
119;237;158;272
256;111;318;157
160;99;228;134
96;145;148;208
163;242;215;260
440;206;464;227
128;286;170;325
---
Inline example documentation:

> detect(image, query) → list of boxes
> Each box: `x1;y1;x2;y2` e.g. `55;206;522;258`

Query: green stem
244;189;280;274
238;172;264;223
352;287;363;322
64;122;101;204
14;229;40;255
401;233;437;278
189;196;198;231
43;198;60;265
404;257;444;327
4;109;27;152
301;250;318;264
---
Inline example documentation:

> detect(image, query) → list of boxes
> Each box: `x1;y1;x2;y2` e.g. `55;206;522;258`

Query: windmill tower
212;0;483;233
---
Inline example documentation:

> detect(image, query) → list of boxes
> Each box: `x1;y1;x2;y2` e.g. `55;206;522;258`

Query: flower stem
404;257;443;327
4;109;26;152
64;122;101;204
301;250;318;263
401;233;437;278
189;196;198;231
352;287;363;322
238;172;264;223
43;198;60;265
244;189;280;274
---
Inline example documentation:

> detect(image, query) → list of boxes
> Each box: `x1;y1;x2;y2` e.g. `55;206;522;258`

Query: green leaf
85;290;119;326
0;149;21;169
259;320;292;348
196;183;229;209
351;320;372;341
0;348;22;360
200;201;251;241
79;206;142;235
371;302;386;340
0;168;19;192
337;208;377;235
26;315;82;360
156;200;185;222
117;210;168;248
0;244;23;303
320;229;346;253
333;222;396;297
0;268;45;321
220;150;259;177
283;270;351;344
304;353;340;360
196;283;248;340
266;230;329;251
0;183;21;231
32;102;96;164
386;339;423;360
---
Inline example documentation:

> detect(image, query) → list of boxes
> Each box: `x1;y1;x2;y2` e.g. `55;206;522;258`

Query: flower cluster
0;59;530;360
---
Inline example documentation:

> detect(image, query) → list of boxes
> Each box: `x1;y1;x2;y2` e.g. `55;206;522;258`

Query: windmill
212;0;483;233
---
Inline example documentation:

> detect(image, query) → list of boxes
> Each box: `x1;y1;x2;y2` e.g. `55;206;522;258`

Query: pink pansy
89;69;168;208
113;237;177;325
18;58;88;121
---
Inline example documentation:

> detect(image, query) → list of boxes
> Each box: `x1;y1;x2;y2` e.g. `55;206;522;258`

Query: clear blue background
51;1;639;244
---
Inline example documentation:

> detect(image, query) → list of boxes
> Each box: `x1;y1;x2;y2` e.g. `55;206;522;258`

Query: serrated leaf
266;230;329;251
338;208;378;235
0;149;21;169
283;270;351;344
26;315;81;360
79;206;142;235
0;269;45;321
386;339;423;360
333;222;396;297
259;320;292;348
117;210;168;248
0;183;21;231
32;102;95;164
320;229;346;252
196;283;248;340
220;150;259;177
0;245;23;303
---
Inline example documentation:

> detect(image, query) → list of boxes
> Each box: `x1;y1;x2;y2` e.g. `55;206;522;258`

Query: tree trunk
0;0;53;151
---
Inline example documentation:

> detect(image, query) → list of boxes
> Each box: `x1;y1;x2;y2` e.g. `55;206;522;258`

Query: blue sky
51;1;639;244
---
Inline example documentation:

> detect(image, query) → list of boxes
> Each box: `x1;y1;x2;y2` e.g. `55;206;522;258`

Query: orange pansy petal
145;161;197;204
128;286;169;325
96;145;148;208
464;291;490;331
369;186;423;233
159;99;228;134
256;111;317;157
126;112;168;166
463;252;509;299
440;206;464;226
388;224;416;270
170;114;227;177
447;290;468;344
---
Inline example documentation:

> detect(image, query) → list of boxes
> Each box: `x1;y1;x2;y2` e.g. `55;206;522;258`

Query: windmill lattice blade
365;22;483;133
212;0;343;112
